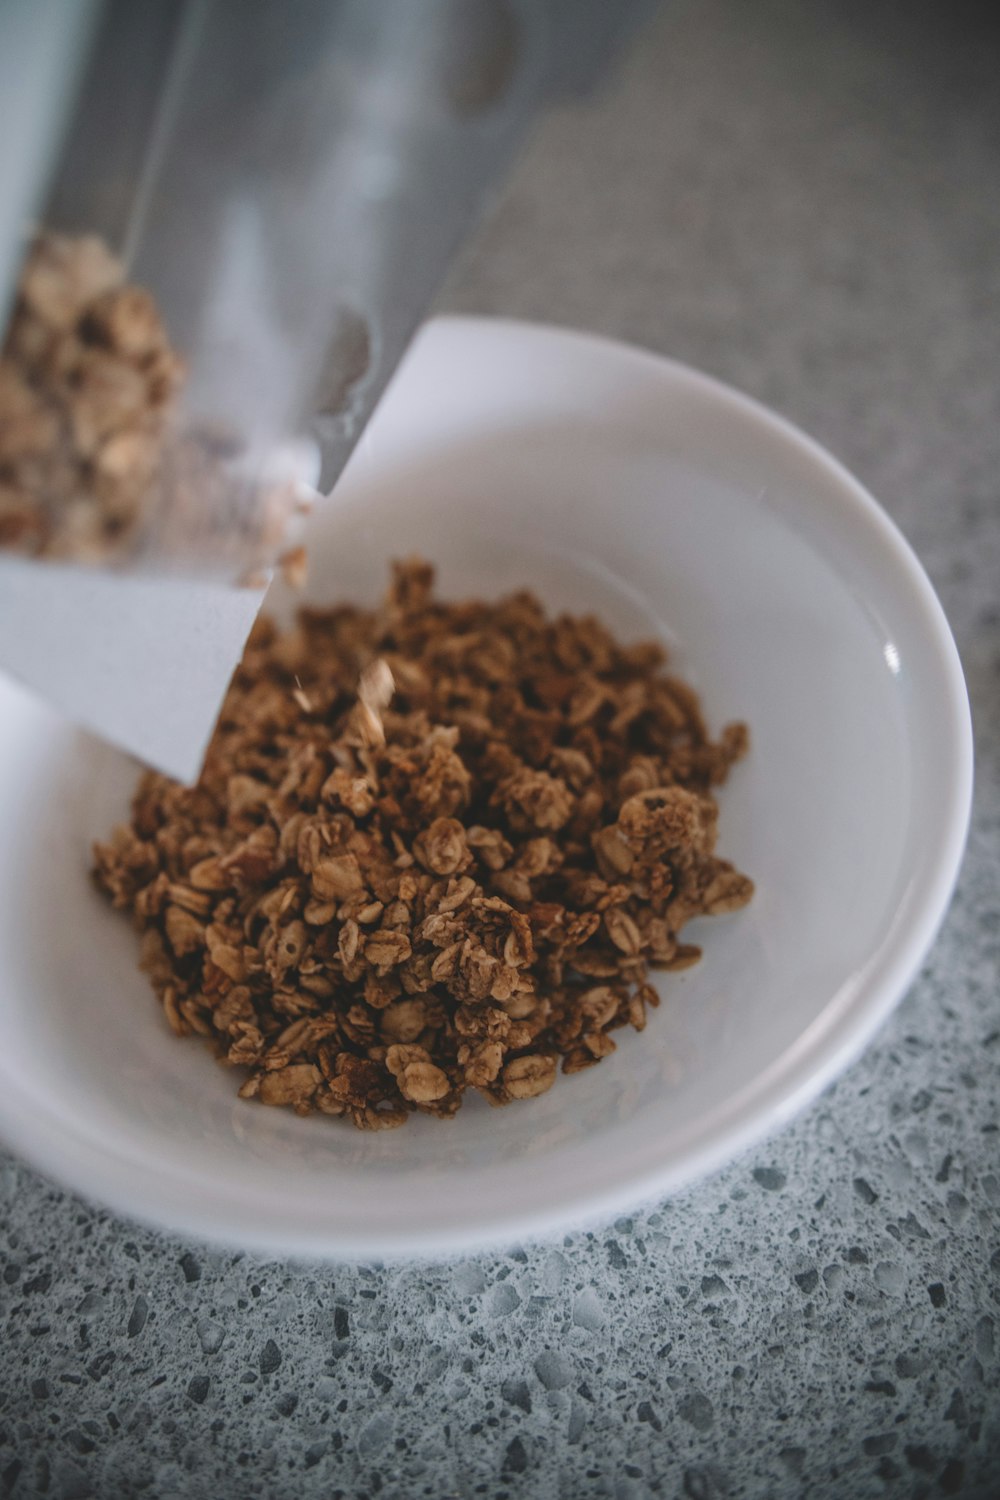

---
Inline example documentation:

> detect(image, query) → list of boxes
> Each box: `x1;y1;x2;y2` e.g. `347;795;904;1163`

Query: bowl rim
0;317;973;1258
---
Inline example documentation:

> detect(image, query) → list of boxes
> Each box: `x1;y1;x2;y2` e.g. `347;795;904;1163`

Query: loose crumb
93;559;753;1127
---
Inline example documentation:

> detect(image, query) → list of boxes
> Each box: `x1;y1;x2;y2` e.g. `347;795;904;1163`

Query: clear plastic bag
4;0;652;578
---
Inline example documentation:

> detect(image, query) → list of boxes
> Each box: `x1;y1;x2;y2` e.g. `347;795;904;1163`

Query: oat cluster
0;232;184;561
93;561;753;1128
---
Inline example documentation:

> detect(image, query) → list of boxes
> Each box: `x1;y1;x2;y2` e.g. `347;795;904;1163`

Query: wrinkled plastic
20;0;652;578
31;0;539;575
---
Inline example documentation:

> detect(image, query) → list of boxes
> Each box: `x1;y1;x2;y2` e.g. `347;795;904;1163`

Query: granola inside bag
0;232;310;573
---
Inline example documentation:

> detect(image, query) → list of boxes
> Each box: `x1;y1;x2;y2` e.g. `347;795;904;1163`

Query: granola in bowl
93;559;753;1128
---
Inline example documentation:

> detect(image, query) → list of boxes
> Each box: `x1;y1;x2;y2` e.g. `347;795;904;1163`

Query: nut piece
414;817;469;876
703;868;755;914
381;998;428;1043
592;824;634;877
311;855;364;901
385;1044;450;1103
462;1040;504;1086
579;985;620;1029
604;907;642;955
258;1064;322;1106
364;929;412;971
397;1061;450;1104
164;904;204;957
503;1054;557;1100
355;658;395;746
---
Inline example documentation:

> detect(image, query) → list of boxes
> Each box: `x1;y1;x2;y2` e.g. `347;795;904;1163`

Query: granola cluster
0;232;183;561
93;561;753;1128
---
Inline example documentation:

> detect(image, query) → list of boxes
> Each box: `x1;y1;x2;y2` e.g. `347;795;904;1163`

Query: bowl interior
0;319;969;1254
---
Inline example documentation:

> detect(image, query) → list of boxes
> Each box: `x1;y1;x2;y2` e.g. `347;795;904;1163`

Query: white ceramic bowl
0;319;972;1257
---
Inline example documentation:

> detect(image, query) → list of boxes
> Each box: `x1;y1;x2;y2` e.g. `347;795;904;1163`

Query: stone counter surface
1;2;998;1496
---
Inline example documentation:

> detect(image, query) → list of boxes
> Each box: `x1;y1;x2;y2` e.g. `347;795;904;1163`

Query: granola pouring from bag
93;560;753;1129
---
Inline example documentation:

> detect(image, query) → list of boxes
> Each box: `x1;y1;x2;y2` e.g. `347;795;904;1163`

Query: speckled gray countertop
2;2;998;1496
